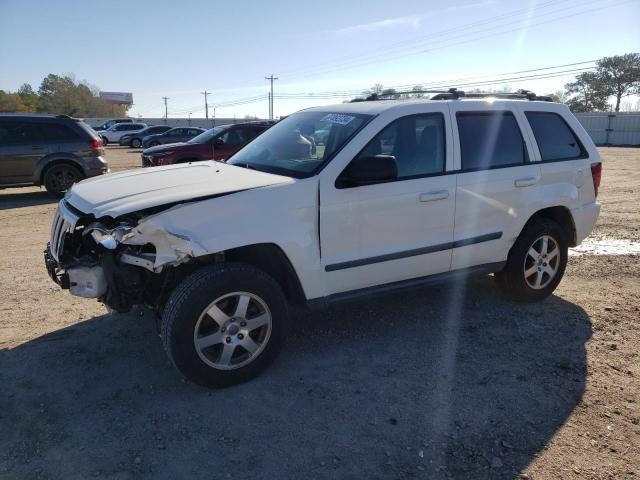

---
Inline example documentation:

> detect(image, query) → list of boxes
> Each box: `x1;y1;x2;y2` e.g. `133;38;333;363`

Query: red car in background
141;121;273;167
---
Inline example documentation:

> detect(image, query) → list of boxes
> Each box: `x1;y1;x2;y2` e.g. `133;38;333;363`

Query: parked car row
119;125;171;148
0;113;275;198
141;122;272;166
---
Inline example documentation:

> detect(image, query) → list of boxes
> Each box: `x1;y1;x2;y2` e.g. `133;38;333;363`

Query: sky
0;0;638;119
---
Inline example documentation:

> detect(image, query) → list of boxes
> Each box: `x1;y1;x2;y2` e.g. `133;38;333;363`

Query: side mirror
336;155;397;188
214;138;225;147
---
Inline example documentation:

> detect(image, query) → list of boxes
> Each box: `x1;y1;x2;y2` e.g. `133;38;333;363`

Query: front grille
50;201;79;261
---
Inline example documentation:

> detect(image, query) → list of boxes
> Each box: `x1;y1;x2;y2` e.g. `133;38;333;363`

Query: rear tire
43;163;84;197
161;263;288;388
101;136;108;146
495;217;568;302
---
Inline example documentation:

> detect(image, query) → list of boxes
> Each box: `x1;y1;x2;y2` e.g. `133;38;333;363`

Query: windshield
227;111;372;177
188;126;227;144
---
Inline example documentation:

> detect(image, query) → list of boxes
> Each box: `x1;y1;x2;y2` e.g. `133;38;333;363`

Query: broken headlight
85;223;142;250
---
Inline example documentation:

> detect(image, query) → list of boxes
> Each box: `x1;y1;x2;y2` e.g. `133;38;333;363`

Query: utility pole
201;91;210;119
162;96;169;123
265;74;278;120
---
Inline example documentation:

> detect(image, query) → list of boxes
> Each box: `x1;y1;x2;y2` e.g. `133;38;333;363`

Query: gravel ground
0;146;638;479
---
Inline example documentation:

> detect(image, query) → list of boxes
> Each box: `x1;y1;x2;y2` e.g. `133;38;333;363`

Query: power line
280;0;620;82
278;0;571;79
272;61;597;99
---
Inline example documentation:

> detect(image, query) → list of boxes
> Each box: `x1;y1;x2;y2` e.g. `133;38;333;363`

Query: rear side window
39;123;81;141
0;122;42;145
356;113;445;179
525;112;585;161
457;112;527;170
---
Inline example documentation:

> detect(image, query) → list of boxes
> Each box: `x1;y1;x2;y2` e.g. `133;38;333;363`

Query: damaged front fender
128;213;208;269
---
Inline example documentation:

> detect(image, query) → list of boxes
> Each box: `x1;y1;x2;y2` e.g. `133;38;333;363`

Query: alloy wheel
193;292;272;370
523;234;560;290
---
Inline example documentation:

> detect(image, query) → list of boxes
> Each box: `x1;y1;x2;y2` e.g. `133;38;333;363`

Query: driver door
319;110;456;295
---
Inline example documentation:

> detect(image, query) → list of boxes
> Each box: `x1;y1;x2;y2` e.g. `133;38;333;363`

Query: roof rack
353;88;553;102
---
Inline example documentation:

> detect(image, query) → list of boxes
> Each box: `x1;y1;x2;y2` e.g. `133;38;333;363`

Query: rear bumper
571;202;601;245
86;156;109;177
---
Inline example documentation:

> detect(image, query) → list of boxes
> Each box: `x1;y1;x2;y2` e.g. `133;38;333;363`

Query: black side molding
308;261;506;310
325;232;502;272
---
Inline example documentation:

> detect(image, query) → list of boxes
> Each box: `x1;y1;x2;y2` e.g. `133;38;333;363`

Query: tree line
0;74;129;117
352;53;640;113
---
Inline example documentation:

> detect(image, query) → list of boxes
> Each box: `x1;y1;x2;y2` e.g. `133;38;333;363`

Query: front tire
161;263;288;388
495;218;568;302
131;138;142;148
43;163;83;197
101;136;108;146
149;141;160;147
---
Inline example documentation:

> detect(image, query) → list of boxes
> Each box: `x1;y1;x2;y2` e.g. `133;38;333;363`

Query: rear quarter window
39;123;81;141
525;111;586;161
457;112;527;170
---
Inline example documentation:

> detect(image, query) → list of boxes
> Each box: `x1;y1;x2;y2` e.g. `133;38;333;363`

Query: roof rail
352;88;553;102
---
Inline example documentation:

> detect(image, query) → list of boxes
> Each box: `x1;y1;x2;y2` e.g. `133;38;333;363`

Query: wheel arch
522;206;577;247
222;243;307;307
161;242;308;311
35;157;86;186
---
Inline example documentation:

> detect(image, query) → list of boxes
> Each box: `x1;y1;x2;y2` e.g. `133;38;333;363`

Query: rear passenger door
450;106;540;270
0;121;48;184
39;122;82;154
522;109;591;206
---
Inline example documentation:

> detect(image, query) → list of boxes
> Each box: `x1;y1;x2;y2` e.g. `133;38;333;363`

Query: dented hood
66;161;293;218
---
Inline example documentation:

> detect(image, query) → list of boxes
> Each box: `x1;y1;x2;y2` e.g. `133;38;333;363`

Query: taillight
590;162;602;197
90;137;103;152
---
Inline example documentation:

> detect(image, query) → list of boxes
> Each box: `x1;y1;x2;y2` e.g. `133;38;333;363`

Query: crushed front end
44;199;190;313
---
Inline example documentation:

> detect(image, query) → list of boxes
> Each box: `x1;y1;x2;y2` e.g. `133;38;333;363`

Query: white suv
45;93;601;388
99;122;147;145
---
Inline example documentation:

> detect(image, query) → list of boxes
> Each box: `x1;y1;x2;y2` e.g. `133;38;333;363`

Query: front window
227;111;372;177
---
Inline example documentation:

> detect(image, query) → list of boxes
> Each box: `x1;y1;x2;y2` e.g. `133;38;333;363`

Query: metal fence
574;112;640;146
82;117;261;129
83;112;640;146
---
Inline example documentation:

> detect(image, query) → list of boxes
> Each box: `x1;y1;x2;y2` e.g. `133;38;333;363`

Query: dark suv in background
141;122;272;166
0;114;108;196
141;127;205;148
120;125;172;148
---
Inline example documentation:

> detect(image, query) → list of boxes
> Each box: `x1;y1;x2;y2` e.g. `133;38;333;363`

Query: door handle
419;190;449;202
31;145;44;150
514;177;538;188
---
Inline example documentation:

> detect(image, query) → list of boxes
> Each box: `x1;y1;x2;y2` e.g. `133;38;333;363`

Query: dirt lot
1;147;638;479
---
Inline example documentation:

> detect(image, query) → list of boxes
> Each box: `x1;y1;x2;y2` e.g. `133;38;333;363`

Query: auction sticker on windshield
321;113;355;125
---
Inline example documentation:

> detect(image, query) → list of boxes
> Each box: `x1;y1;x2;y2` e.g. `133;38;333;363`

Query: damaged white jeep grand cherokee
45;92;601;388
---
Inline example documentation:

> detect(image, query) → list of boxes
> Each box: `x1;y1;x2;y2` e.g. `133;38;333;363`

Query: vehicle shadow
0;276;591;479
0;189;57;210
